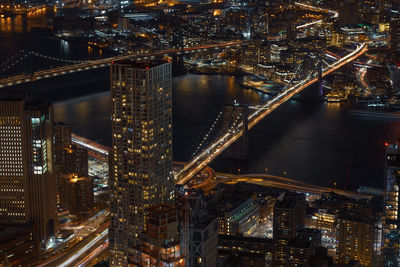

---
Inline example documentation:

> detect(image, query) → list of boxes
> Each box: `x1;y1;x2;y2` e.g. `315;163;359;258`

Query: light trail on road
0;41;244;88
58;229;108;267
218;172;373;199
75;240;109;267
294;2;338;17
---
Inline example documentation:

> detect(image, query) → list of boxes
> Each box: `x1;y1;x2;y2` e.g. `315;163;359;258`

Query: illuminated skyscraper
338;0;361;26
383;142;400;265
0;98;57;244
63;173;94;219
273;192;306;267
109;60;174;266
390;19;400;53
53;122;71;148
336;211;374;266
133;204;184;266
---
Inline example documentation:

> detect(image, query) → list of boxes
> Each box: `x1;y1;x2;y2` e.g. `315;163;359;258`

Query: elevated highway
217;173;373;199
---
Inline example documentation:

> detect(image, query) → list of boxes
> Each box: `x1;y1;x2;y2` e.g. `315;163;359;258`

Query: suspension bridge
0;41;245;88
175;42;368;185
0;2;369;186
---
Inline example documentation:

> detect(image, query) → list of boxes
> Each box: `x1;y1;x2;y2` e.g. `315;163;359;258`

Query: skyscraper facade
133;204;184;266
54;122;90;216
53;122;72;148
0;99;57;244
383;142;400;265
273;192;306;267
109;60;174;266
336;212;374;267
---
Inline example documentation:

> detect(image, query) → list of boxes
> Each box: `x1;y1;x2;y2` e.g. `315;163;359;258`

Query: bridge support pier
172;29;186;75
172;54;186;75
23;52;33;76
317;59;323;100
221;105;249;161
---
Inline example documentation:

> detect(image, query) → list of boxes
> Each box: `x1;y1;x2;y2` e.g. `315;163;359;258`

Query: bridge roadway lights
0;42;245;88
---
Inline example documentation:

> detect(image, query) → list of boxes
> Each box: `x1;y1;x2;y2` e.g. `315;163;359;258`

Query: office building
55;145;89;213
54;123;89;213
133;204;184;266
390;19;400;52
183;191;218;267
286;229;321;267
383;142;400;265
218;198;259;235
109;60;174;266
53;122;71;148
54;123;87;176
388;63;400;92
273;192;306;267
63;174;94;219
309;246;334;267
0;99;57;244
286;239;313;267
0;225;36;265
338;0;361;26
336;211;374;267
218;234;273;266
308;209;336;231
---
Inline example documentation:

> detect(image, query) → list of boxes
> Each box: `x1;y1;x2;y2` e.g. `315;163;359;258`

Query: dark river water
1;11;399;190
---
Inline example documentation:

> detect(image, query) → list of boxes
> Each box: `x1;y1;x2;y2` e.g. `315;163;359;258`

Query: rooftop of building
147;203;176;214
274;191;305;210
0;224;33;244
191;214;217;230
54;121;70;127
0;95;49;110
219;233;273;244
287;238;312;249
230;203;259;223
112;59;170;69
216;196;253;216
297;228;322;235
0;93;25;101
337;210;374;224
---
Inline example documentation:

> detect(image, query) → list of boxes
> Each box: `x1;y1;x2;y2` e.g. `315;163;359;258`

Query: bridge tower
286;0;296;42
172;28;185;74
221;103;249;160
22;52;33;76
317;56;323;99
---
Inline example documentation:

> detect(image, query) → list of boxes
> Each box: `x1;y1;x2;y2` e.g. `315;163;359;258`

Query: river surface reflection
53;74;400;190
1;11;397;190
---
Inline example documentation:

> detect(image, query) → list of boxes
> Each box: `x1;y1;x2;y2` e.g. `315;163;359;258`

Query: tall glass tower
109;60;174;266
0;98;57;244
